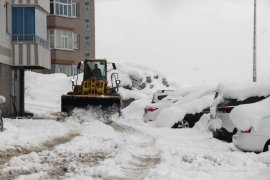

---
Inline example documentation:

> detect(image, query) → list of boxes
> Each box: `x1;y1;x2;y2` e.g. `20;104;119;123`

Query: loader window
84;61;106;80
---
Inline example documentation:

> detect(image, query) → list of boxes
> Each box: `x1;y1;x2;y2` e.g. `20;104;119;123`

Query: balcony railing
12;34;49;49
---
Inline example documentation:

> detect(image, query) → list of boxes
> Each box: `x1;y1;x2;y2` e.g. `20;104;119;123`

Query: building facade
48;0;95;76
0;0;51;117
0;1;12;117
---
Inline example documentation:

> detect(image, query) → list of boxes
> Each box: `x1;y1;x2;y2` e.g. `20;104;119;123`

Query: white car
144;87;215;128
233;115;270;152
231;96;270;152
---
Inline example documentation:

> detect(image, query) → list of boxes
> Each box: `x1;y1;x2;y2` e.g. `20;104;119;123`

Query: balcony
11;0;50;13
12;34;51;70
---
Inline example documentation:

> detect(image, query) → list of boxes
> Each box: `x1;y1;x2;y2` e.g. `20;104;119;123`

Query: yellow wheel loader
61;59;121;115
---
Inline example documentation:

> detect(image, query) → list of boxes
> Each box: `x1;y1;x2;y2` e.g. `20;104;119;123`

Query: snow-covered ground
0;65;270;179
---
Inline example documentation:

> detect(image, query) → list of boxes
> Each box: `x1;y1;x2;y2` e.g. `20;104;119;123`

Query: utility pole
253;0;257;82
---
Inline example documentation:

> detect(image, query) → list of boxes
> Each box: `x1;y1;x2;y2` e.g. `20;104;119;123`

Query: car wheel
263;140;270;152
177;120;189;128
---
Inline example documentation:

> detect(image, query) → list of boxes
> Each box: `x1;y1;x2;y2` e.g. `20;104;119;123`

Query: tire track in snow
104;123;161;180
0;132;80;179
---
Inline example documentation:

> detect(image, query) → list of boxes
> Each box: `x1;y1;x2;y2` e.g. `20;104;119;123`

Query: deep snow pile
110;63;178;100
230;97;270;131
25;71;72;115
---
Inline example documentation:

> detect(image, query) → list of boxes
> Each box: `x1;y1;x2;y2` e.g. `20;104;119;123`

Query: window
12;7;35;41
50;0;78;17
73;34;79;49
49;30;55;48
48;29;79;50
72;3;78;17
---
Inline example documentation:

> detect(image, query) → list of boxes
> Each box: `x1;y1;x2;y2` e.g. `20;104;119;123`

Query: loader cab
83;60;107;81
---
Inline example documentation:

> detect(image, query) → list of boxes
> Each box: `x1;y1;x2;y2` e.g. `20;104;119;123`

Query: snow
25;71;72;115
0;95;5;104
151;86;215;127
156;107;185;127
230;97;270;131
0;64;269;179
110;63;178;100
0;119;80;151
217;81;270;101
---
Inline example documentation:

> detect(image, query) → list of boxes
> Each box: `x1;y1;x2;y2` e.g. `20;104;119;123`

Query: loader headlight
116;80;121;85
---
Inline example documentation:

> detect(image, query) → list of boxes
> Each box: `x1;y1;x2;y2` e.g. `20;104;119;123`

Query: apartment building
0;0;51;117
48;0;95;76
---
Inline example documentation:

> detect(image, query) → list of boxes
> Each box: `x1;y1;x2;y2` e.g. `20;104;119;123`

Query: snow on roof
230;97;270;131
0;95;6;104
217;82;270;101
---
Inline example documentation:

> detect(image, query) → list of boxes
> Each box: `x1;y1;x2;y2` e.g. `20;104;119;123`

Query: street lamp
253;0;257;82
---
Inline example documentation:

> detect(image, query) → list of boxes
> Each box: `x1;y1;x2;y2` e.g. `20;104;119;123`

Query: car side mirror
112;63;116;70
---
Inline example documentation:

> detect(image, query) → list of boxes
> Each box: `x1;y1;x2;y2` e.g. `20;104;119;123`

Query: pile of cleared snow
110;63;178;100
0;95;6;104
217;81;270;101
230;97;270;131
25;71;73;114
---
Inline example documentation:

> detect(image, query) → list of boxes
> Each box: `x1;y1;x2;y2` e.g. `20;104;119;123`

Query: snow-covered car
144;86;215;128
209;82;270;142
231;97;270;152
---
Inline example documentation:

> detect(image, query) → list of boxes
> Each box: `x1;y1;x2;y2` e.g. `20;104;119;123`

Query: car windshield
218;96;267;107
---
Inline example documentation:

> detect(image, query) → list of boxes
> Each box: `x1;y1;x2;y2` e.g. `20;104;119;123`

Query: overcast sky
96;0;270;85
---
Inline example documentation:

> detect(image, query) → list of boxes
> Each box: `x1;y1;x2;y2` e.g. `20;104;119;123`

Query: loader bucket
61;94;121;115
